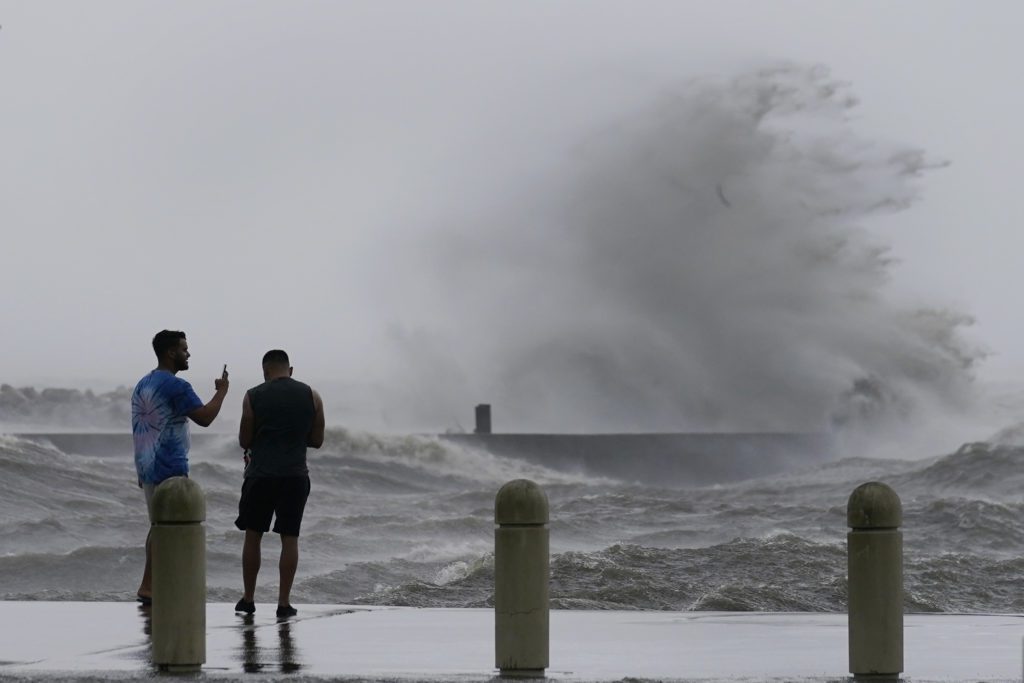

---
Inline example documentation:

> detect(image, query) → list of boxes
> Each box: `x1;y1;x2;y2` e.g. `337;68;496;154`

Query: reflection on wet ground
136;604;152;666
238;615;303;674
138;605;151;638
138;601;303;674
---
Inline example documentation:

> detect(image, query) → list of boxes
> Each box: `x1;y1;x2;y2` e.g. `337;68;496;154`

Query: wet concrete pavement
0;602;1020;681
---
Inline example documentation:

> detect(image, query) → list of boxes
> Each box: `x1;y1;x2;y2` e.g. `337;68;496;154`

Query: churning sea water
1;426;1022;614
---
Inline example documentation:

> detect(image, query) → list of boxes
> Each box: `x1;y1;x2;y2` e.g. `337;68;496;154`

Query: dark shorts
234;476;311;537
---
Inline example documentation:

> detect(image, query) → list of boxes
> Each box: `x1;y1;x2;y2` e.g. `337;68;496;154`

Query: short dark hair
152;330;186;359
262;349;290;367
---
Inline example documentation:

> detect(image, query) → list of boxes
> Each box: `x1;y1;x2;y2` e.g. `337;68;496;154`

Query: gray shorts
142;482;156;523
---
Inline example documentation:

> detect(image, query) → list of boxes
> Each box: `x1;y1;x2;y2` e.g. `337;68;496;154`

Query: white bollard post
847;481;903;681
151;476;206;672
494;479;549;678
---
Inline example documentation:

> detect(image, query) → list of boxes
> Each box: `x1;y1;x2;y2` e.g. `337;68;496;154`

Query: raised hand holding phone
215;363;229;392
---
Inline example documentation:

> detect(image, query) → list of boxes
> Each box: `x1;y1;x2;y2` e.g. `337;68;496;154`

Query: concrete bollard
847;481;903;680
494;479;549;677
151;476;206;672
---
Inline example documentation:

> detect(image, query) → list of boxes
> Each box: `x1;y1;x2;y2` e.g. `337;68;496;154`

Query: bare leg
242;530;263;602
137;528;152;599
278;535;299;607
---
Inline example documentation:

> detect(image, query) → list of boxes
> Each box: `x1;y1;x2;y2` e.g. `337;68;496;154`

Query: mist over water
1;64;1016;618
0;66;989;453
377;66;983;443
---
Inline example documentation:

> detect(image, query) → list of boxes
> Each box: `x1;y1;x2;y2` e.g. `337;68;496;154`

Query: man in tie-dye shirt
131;329;229;604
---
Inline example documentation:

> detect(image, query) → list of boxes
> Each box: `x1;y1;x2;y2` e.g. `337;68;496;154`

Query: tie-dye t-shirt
131;370;204;485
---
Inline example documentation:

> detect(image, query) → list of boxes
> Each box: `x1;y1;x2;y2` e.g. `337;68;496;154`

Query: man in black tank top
233;350;325;618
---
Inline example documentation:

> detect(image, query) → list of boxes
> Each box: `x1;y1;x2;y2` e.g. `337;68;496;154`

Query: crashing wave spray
399;65;982;444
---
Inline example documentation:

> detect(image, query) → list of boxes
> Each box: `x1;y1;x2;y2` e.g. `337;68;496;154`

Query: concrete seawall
12;431;229;456
442;432;835;485
13;431;835;486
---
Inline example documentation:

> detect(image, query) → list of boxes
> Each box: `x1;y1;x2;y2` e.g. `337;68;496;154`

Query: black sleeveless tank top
245;377;315;478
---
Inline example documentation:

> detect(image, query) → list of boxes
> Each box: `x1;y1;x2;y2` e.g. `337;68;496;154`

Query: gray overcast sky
2;1;1022;432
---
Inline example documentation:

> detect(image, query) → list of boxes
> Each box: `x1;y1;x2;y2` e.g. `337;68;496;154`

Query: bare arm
188;370;229;428
307;389;325;448
238;392;255;450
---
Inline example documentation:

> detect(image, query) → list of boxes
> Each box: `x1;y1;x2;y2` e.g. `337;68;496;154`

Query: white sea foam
322;428;610;486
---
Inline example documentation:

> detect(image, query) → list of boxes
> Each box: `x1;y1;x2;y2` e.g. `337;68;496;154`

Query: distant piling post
494;479;549;677
847;481;903;680
475;404;492;434
151;476;206;672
